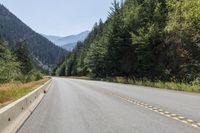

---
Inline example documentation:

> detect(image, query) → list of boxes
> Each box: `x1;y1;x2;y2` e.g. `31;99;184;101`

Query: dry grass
0;78;49;108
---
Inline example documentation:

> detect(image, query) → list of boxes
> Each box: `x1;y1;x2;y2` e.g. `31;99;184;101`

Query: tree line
0;4;67;72
0;39;42;83
53;0;200;83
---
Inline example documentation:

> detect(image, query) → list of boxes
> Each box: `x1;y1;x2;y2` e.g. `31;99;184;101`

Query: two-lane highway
19;77;200;133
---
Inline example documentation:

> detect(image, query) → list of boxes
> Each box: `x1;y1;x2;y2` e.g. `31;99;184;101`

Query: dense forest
54;0;200;83
0;4;67;72
0;39;42;83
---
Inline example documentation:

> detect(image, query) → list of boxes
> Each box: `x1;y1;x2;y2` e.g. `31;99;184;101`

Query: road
18;77;200;133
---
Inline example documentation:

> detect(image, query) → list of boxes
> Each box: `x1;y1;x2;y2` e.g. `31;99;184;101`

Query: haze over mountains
43;31;90;51
0;4;67;72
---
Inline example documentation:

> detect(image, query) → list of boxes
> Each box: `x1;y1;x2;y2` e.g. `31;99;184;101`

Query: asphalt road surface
18;77;200;133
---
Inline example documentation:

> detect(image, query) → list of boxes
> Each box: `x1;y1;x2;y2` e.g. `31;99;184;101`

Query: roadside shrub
17;70;43;83
35;71;43;81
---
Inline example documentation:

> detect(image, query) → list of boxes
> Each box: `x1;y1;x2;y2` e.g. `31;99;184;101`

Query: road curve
18;77;200;133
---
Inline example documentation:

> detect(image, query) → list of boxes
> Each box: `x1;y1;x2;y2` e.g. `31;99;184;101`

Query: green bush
0;40;21;83
18;70;43;83
35;72;43;81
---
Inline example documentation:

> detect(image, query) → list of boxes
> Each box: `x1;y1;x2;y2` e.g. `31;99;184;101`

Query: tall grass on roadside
105;77;200;92
0;78;49;108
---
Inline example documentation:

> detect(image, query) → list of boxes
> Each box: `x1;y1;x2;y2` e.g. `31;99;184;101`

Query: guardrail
0;79;52;133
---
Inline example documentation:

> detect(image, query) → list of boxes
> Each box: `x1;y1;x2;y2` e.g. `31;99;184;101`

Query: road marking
173;117;179;120
182;120;188;124
89;86;200;129
105;90;200;129
179;116;184;119
187;119;194;122
192;124;199;128
164;111;170;114
171;114;177;116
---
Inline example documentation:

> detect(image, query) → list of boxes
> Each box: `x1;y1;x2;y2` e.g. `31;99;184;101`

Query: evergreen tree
0;39;21;83
0;5;67;72
54;0;200;82
15;40;34;75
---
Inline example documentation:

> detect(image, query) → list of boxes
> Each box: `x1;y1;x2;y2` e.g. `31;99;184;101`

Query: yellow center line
164;111;170;114
179;116;185;119
94;88;200;129
187;119;194;122
173;117;179;120
192;124;199;128
106;90;200;129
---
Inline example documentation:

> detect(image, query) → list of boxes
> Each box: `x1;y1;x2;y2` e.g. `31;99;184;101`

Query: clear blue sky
0;0;115;36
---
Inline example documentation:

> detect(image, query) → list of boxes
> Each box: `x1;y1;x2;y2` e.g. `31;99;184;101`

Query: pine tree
53;0;200;82
0;39;21;83
107;0;127;76
15;40;34;75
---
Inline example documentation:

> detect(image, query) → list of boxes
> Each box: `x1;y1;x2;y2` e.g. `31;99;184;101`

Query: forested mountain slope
0;4;67;71
54;0;200;83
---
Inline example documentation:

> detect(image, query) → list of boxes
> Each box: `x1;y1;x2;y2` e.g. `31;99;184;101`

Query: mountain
0;4;68;72
43;31;90;51
61;42;77;51
42;34;62;43
55;31;90;46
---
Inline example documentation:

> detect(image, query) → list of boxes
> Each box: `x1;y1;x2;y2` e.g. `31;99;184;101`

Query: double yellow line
101;89;200;129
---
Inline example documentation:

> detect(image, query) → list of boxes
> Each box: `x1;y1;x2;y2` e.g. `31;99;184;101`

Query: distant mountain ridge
43;31;90;51
0;4;67;72
61;42;77;51
42;35;62;42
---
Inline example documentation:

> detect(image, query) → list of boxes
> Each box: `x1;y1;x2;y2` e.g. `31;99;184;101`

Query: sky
0;0;114;36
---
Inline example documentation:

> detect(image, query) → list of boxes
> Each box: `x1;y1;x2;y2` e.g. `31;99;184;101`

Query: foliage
0;39;21;83
54;0;200;83
0;4;67;71
15;40;34;75
0;39;43;83
0;78;49;107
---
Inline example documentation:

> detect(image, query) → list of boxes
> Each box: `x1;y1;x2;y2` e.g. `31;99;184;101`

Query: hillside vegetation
54;0;200;86
0;4;67;72
0;39;43;83
0;78;49;108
